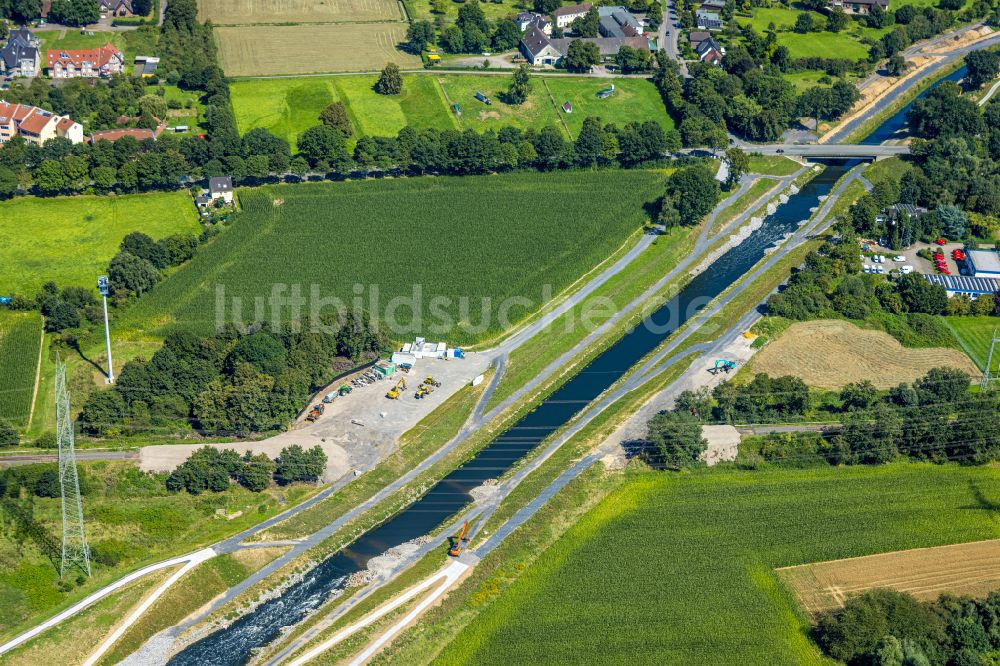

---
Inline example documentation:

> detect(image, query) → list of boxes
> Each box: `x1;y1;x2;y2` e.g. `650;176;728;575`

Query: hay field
749;319;978;389
778;539;1000;615
198;0;401;24
215;23;419;76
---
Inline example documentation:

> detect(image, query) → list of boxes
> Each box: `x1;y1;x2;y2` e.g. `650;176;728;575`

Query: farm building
516;11;553;35
827;0;889;14
520;26;649;66
46;43;124;78
966;250;1000;279
597;6;643;39
0;101;82;144
552;3;592;28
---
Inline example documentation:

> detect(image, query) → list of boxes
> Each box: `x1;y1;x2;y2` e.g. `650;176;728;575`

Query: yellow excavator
386;377;407;399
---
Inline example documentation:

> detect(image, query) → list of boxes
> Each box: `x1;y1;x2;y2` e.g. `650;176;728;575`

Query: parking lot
860;239;966;277
140;353;491;482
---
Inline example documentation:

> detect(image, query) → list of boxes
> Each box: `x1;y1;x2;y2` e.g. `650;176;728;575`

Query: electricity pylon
982;329;1000;393
56;356;90;578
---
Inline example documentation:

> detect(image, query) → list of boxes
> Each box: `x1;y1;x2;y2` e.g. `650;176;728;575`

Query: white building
552;2;591;28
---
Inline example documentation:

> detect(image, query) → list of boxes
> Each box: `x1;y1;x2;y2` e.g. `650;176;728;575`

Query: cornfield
0;311;42;428
120;171;668;346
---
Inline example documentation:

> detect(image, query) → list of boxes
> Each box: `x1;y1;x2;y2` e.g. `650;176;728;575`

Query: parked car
893;255;906;262
900;265;914;274
935;238;946;246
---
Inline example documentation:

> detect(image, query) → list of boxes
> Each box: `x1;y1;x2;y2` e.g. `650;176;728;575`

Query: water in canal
168;66;962;666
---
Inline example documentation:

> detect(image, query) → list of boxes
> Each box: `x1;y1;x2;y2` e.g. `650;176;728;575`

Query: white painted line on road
285;560;468;666
83;548;216;666
0;547;216;657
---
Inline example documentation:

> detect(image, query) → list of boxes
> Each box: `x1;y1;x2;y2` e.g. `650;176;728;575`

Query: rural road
0;450;138;465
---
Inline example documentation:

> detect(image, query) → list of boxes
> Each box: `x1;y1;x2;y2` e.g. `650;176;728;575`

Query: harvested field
215;23;418;76
198;0;401;24
749;319;978;389
778;539;1000;615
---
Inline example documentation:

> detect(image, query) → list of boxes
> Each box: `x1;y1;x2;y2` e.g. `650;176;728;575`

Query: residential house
597;6;643;39
1;27;40;78
552;3;591;28
875;203;928;226
688;30;711;50
0;100;83;144
695;36;725;65
696;10;724;30
47;43;125;78
210;176;234;205
520;26;563;65
99;0;135;16
520;25;649;65
827;0;888;14
515;11;553;35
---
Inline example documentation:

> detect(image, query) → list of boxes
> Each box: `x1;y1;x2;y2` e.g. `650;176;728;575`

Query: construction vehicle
708;359;737;375
423;376;441;388
339;385;352;396
306;403;325;422
322;392;338;404
416;384;435;399
449;520;470;557
386;378;407;399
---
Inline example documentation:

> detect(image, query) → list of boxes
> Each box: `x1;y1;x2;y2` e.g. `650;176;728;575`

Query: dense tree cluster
815;588;1000;666
0;419;19;448
743;367;1000;468
658;164;721;227
651;50;859;145
78;315;387;437
106;231;199;300
165;444;326;494
712;373;811;423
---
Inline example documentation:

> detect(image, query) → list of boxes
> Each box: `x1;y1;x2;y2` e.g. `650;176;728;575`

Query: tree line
165;444;327;494
78;317;387;438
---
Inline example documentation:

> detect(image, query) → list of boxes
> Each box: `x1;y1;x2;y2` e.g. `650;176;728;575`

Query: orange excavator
449;520;470;557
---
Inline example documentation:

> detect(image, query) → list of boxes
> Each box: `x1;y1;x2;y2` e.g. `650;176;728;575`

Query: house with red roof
46;43;124;79
0;101;84;145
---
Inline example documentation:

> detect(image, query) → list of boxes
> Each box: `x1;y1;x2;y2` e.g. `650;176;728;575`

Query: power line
56;354;90;579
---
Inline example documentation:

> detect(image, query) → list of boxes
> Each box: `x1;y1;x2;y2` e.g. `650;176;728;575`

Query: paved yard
139;353;491;481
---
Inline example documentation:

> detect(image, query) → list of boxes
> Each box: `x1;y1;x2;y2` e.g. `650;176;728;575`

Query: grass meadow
229;74;671;144
115;171;668;346
944;316;1000;372
214;24;420;76
0;462;318;643
0;311;42;429
436;464;1000;665
0;191;200;296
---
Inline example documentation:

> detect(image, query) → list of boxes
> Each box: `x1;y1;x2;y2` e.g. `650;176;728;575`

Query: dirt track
779;539;1000;615
749;320;979;390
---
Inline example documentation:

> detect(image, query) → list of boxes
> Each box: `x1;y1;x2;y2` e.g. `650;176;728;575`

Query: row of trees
294;115;682;175
744;367;1000;468
165;445;327;494
78;316;387;438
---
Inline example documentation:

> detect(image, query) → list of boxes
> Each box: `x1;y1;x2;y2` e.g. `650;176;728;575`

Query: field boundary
27;325;43;429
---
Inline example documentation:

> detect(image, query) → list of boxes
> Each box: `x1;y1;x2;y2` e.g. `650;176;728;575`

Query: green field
944;316;1000;372
116;171;667;345
438;464;1000;665
0;311;41;429
0;192;201;296
229;74;671;145
776;31;870;60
